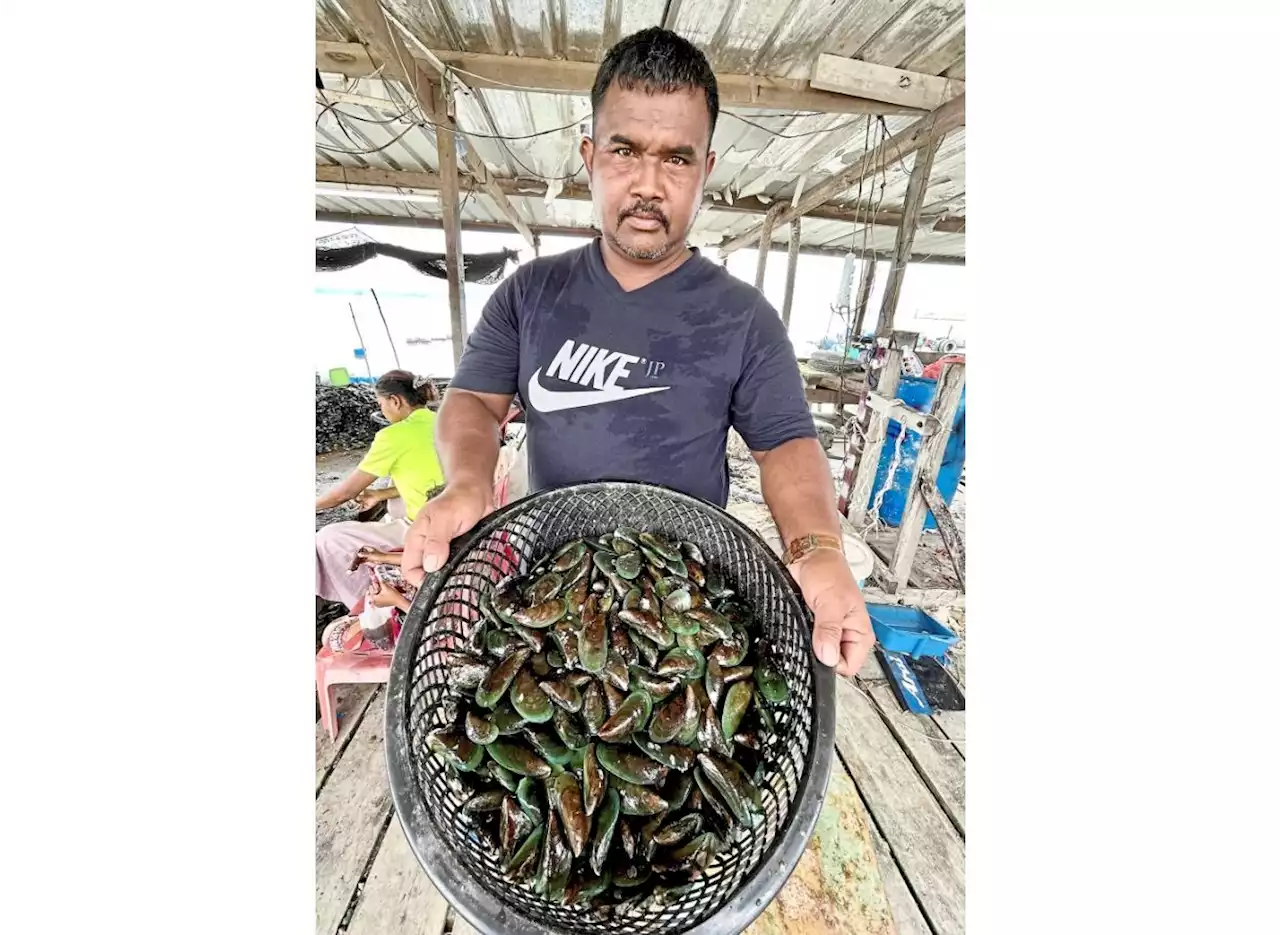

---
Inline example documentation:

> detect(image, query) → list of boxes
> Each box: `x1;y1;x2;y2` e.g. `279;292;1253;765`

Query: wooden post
850;255;877;338
781;217;801;327
874;135;944;337
920;476;965;588
433;81;467;367
754;206;779;290
887;363;966;593
846;348;902;527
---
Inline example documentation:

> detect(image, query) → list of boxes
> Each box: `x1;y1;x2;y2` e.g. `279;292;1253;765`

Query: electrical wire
316;96;589;140
722;110;869;139
316;117;420;156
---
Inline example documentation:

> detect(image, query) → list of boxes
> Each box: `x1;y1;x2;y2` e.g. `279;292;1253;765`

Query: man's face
581;84;717;263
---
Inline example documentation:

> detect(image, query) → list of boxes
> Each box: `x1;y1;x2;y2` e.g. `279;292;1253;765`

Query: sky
314;220;966;380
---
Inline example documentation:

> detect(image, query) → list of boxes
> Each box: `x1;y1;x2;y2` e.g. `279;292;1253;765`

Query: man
402;27;874;678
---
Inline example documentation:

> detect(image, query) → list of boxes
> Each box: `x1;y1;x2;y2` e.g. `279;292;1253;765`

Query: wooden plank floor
317;677;965;935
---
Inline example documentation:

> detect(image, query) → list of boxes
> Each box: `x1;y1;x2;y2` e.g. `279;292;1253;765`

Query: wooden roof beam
314;209;965;265
316;40;926;117
810;54;965;112
717;93;965;257
339;1;536;248
315;165;966;233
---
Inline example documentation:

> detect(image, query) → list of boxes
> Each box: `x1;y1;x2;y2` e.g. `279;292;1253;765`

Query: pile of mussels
424;528;792;912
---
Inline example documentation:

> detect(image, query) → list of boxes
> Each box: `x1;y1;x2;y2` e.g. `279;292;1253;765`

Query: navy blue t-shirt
450;240;816;507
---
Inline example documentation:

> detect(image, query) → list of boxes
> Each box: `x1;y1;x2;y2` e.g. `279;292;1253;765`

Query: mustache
618;202;669;231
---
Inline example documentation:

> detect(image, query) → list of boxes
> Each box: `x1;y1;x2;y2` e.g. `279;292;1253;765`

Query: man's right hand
401;482;493;588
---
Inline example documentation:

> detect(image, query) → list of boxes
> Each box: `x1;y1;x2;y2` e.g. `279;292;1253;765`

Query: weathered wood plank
918;476;964;588
432;79;468;366
344;817;450;935
875;136;944;337
755;205;780;289
865;803;932;935
747;766;895;935
316;693;393;935
834;677;964;935
931;710;966;756
887;365;965;592
316;684;380;793
865;527;962;591
865;682;966;833
781;216;802;327
850;255;877;338
317;41;926;116
857;648;888;682
811;54;964;111
847;349;902;528
451;917;481;935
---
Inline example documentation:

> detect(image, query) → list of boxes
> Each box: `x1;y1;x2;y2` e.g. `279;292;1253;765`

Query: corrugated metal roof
315;0;964;256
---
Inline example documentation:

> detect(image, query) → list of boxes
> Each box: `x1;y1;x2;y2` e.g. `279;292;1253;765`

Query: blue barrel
867;376;966;530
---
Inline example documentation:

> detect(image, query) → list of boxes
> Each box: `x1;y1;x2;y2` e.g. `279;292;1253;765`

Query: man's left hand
788;548;875;678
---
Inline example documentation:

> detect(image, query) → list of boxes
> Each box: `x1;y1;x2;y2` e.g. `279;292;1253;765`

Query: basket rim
385;480;836;935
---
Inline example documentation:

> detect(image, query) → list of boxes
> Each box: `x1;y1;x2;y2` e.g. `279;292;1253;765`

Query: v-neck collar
585;237;711;301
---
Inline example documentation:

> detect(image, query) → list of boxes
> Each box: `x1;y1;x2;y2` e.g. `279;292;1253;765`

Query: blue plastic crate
865;603;957;660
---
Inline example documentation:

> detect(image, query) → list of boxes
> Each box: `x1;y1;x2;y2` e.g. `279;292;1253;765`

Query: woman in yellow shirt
315;370;445;610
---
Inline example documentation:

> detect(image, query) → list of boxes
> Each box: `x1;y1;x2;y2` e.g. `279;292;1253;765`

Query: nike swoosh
527;367;670;413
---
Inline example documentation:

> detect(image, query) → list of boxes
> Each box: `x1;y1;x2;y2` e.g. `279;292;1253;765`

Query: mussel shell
548;772;590;859
582;681;607;735
697;752;763;828
596;743;669;787
615;779;669;816
516;596;568;629
597;691;653;741
630;666;680;701
602;651;631;692
602;681;627;717
539;678;584;713
464;710;499;745
632;734;696;772
487;738;551;778
505;825;543;879
583;743;607;817
527;572;564;605
510;669;555;723
523;725;574;766
654;812;703;847
426;727;484;772
475;647;532;709
754;659;791;704
648;684;690;745
709;625;750;668
720;681;754;740
551;706;589;751
589;787;621;876
638;531;680;562
579;600;608;674
657;646;706;681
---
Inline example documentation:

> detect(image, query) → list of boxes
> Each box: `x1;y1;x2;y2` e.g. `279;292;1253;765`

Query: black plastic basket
385;482;836;935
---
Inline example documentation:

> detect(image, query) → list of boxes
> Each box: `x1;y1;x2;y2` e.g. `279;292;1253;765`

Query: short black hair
591;27;719;140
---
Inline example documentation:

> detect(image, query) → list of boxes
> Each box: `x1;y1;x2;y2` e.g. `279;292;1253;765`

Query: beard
605;201;683;261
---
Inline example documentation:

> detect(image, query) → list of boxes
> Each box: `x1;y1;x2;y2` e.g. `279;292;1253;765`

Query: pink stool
316;644;392;741
314;496;524;741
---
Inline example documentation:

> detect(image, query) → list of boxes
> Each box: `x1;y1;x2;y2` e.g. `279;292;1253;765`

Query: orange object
922;355;965;380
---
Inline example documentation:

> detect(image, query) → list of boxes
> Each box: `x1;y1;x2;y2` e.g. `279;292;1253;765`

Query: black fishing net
316;229;518;285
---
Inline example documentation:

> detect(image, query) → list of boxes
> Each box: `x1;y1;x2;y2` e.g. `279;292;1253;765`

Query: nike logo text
529;339;670;413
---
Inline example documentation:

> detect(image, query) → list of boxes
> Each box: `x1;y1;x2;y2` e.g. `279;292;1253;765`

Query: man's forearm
437;390;503;492
755;437;843;547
